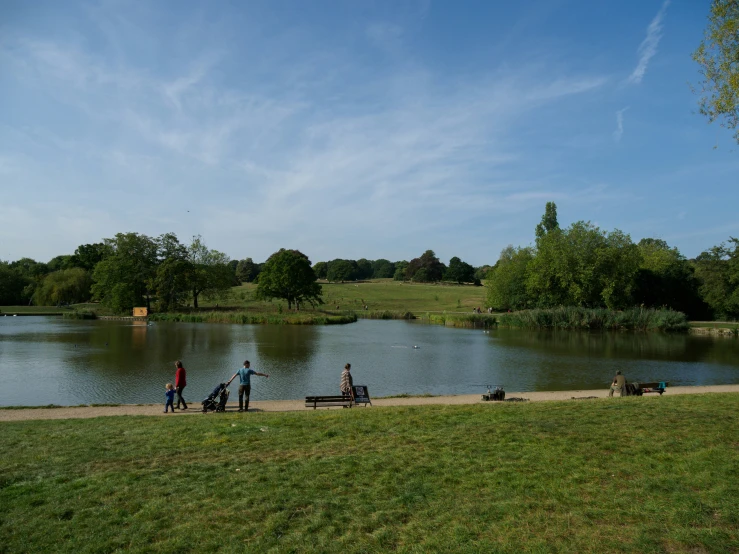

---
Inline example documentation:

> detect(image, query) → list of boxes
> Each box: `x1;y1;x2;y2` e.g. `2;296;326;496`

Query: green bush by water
498;306;688;331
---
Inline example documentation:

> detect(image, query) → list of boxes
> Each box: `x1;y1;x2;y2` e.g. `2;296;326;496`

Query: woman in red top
175;361;188;410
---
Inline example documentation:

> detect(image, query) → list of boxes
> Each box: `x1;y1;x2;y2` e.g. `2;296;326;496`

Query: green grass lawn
216;279;487;314
1;395;737;553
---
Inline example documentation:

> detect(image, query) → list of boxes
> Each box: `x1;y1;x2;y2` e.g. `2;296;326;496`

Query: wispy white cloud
612;107;629;142
627;0;670;85
0;9;618;263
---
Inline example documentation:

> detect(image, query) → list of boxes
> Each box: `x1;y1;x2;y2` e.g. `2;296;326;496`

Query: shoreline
1;384;737;422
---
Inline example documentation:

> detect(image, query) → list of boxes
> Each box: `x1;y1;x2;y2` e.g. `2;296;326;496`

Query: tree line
0;233;483;313
0;233;236;312
2;204;738;320
312;254;482;284
486;203;739;320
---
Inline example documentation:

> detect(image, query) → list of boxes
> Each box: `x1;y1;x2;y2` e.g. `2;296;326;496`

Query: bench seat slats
305;395;353;409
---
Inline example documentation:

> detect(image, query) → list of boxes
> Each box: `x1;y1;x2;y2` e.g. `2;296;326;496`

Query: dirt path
1;385;737;422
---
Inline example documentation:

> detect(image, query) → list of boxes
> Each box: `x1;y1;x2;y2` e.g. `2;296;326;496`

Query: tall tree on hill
257;249;322;310
356;259;373;280
327;259;358;282
445;257;476;284
393;261;409;281
693;0;739;143
236;258;261;283
312;261;328;279
371;259;395;279
406;250;445;282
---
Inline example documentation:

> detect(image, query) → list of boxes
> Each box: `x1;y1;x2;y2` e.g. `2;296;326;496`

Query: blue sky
1;0;736;266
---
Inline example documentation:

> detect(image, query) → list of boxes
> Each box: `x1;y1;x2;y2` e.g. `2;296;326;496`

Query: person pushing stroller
228;360;269;412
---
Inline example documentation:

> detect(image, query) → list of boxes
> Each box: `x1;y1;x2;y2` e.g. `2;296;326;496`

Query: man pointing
229;360;269;412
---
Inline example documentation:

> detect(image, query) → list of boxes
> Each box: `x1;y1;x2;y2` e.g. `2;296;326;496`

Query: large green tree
0;263;30;305
406;250;445;282
694;238;739;319
393;261;409;281
187;235;233;309
527;222;641;309
312;261;328;280
693;0;739;142
371;259;395;279
153;257;193;312
485;246;534;310
91;233;159;313
236;258;261;283
71;243;111;271
33;268;93;306
256;249;322;310
326;259;359;282
633;239;708;318
445;256;476;284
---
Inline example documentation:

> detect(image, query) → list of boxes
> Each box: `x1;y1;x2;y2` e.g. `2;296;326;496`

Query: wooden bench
638;381;668;395
625;382;668;396
305;395;353;409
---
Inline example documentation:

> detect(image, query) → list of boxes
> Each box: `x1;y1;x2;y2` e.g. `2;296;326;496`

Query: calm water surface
0;316;738;406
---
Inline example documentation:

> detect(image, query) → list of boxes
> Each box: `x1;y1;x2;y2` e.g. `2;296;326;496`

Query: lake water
0;316;738;406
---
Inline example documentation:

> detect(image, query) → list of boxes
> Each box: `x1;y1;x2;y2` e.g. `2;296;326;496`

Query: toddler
164;383;176;413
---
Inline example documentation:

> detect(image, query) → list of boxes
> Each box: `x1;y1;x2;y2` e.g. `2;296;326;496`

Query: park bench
624;382;668;396
305;395;353;409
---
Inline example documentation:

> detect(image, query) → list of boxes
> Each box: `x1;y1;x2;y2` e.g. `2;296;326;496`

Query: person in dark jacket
175;360;188;410
609;370;626;397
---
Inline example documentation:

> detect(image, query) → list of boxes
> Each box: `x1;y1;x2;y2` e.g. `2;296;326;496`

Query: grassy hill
213;279;488;314
1;394;737;553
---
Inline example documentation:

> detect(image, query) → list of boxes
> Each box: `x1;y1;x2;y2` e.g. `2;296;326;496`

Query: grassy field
218;279;487;314
1;395;737;553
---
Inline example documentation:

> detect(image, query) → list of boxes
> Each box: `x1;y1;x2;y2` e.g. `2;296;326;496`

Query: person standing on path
229;360;269;412
175;361;188;410
609;371;626;397
340;363;353;399
164;383;176;413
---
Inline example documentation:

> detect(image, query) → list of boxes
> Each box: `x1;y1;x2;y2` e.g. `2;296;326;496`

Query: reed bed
356;310;416;320
422;313;498;328
498;306;688;331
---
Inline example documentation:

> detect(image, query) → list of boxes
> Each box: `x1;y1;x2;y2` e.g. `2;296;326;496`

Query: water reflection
0;317;737;406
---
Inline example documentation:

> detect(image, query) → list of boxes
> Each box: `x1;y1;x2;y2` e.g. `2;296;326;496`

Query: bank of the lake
1;384;737;421
1;394;736;553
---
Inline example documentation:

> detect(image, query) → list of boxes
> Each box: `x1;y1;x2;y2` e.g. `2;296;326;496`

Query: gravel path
1;385;737;422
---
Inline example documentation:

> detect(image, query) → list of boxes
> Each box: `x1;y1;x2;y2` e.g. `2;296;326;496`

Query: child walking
164;383;176;413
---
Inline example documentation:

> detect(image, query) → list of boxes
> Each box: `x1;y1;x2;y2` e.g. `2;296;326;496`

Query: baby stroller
201;382;230;413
